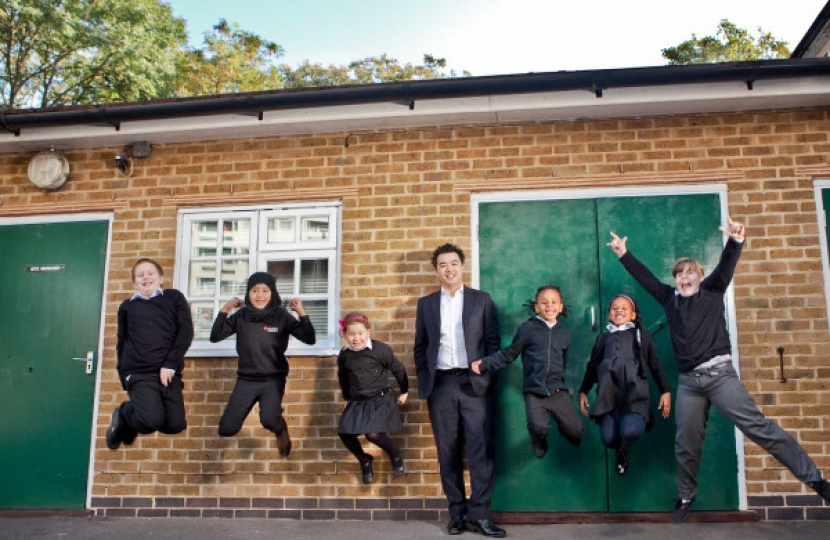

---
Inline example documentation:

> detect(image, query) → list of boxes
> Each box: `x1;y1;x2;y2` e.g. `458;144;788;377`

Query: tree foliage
278;54;465;89
173;18;285;96
1;2;467;108
662;19;790;65
0;0;187;109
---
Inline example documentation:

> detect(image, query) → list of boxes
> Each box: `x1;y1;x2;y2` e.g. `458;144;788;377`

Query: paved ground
2;517;830;540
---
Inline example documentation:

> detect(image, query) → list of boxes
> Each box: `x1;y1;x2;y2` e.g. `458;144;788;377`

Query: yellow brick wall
1;107;829;519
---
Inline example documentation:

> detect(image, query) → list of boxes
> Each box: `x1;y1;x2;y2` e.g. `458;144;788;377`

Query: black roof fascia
3;58;830;132
792;1;830;58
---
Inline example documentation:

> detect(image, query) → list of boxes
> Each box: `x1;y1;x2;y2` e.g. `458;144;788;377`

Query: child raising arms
337;313;409;484
608;218;830;522
210;272;315;456
578;294;671;476
107;258;194;450
471;285;583;459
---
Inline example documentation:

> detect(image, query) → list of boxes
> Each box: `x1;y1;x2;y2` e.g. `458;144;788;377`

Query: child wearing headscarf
210;271;316;456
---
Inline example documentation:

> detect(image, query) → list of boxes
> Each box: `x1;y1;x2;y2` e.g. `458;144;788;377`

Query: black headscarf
242;271;282;322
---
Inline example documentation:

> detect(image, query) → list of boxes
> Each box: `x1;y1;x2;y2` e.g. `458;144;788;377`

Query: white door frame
0;212;113;509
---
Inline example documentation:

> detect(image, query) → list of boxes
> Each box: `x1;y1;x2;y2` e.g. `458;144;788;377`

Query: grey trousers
675;363;821;500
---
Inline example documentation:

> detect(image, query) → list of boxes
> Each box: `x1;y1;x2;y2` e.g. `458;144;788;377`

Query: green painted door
0;220;108;509
479;193;739;513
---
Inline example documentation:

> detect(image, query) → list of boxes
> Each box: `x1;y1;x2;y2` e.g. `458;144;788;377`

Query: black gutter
2;58;830;134
792;1;830;58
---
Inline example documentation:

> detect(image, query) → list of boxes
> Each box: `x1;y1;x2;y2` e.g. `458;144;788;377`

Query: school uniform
210;305;315;436
479;316;583;446
620;239;824;501
579;323;670;448
337;339;408;435
115;288;194;436
210;272;315;439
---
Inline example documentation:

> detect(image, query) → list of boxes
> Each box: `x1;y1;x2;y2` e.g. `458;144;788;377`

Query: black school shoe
615;444;630;476
360;455;374;484
672;497;695;524
809;479;830;503
106;407;123;450
276;427;292;457
465;518;506;538
391;455;405;477
531;435;548;458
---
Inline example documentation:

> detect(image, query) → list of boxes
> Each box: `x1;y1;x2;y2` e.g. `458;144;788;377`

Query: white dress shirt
437;285;469;370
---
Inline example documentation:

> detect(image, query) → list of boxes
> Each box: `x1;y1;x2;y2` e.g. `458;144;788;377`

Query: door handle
71;351;94;375
590;306;596;331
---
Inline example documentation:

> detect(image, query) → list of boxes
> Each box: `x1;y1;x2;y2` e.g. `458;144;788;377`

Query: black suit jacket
414;286;501;400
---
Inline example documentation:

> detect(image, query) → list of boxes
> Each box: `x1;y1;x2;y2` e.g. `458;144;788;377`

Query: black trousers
524;391;584;446
427;370;495;522
218;378;287;437
121;373;187;435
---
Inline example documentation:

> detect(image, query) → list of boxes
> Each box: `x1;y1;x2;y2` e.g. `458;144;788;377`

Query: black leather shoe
106;407;123;450
276;427;292;457
360;455;374;484
391;455;405;478
465;518;506;537
673;497;695;524
447;516;465;535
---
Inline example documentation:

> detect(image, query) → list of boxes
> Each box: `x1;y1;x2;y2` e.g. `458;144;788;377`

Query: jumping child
578;294;671;476
107;258;194;450
337;312;408;484
210;271;315;456
471;285;583;459
608;218;830;522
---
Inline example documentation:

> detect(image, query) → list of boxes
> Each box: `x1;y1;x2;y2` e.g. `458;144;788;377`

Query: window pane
267;218;295;243
301;216;329;241
191;221;218;256
220;259;249;296
299;299;328;336
222;219;250;255
267;260;295;295
188;261;216;296
190;302;215;341
300;259;328;294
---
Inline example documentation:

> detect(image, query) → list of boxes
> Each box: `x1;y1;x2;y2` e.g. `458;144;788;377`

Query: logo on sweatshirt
263;326;279;333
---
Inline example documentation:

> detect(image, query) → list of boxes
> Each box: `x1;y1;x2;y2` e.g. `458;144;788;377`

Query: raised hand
718;217;745;242
220;297;243;313
288;297;306;317
607;231;628;257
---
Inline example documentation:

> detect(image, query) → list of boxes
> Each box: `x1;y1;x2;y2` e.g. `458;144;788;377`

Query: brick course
2;108;830;520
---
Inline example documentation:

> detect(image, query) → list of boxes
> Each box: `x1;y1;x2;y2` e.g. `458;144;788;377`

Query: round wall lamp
28;150;69;190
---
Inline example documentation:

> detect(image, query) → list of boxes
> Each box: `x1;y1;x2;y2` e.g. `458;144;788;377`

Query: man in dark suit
414;243;505;538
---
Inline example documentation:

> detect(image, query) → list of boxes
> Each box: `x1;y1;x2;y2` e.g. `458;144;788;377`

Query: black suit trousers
427;370;495;521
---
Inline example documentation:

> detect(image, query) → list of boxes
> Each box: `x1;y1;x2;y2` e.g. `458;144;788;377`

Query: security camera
115;154;131;174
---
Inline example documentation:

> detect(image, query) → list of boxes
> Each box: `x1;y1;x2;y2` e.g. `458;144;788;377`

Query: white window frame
175;202;341;357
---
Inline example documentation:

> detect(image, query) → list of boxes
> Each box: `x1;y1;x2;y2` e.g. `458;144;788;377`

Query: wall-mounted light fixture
28;150;69;190
114;153;132;175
